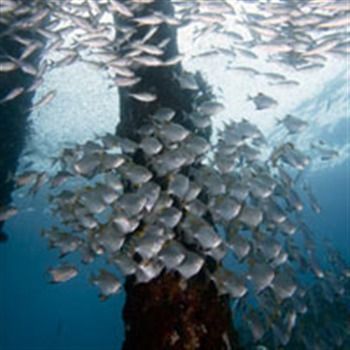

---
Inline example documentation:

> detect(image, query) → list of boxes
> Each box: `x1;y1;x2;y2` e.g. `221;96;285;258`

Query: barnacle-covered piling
116;0;239;348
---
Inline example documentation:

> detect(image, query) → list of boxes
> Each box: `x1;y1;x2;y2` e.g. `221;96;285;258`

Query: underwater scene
0;0;349;349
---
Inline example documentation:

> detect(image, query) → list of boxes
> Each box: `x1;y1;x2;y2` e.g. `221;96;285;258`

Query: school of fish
1;0;349;349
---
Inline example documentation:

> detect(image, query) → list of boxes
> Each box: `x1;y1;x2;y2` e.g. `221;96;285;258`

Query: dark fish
248;92;278;110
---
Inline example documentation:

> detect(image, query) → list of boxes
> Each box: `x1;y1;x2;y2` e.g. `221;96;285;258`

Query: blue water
0;193;125;350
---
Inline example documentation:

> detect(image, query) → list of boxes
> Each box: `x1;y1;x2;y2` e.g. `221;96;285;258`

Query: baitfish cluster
1;0;349;106
13;102;350;348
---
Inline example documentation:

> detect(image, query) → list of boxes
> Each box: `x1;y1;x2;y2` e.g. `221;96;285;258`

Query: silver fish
210;196;241;222
245;310;266;342
117;193;147;217
158;123;190;144
120;163;153;185
136;259;163;283
239;205;263;227
158;207;182;229
139;136;163;156
151;107;176;123
198;101;225;116
271;270;297;301
0;206;18;222
175;251;204;279
74;153;100;176
213;268;248;298
137;182;161;212
0;86;25;104
49;265;78;283
228;230;252;261
193;225;221;249
108;0;133;18
112;213;139;234
158;241;186;269
97;225;125;253
247;262;275;293
0;61;18;72
135;234;166;260
90;269;121;300
168;174;190;200
248;93;278;110
279;114;308;134
111;252;137;276
129;92;157;102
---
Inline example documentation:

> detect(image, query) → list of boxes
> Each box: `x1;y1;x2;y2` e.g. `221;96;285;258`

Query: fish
228;230;251;261
136;259;163;283
74;153;101;176
271;270;297;301
175;251;204;279
139;136;163;156
318;13;350;29
135;234;165;260
48;265;78;283
236;48;258;59
28;171;48;196
247;262;275;293
137;182;161;212
90;269;121;300
210;196;241;222
110;252;137;275
176;72;198;90
158;241;186;270
245;309;266;342
5;2;347;347
158;207;182;228
129;92;157;102
248;93;278;110
228;66;260;76
108;0;133;18
0;60;18;72
278;114;308;134
212;267;247;299
120;163;153;185
0;86;25;104
310;140;339;161
114;76;141;87
303;182;321;214
133;55;164;67
151;107;176;123
168;174;190;200
193;225;222;250
198;101;225;115
239;205;263;227
0;206;18;222
158;123;190;144
15;170;39;187
117;193;147;217
46;231;83;257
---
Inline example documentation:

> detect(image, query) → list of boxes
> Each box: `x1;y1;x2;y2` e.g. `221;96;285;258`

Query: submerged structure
0;0;349;349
